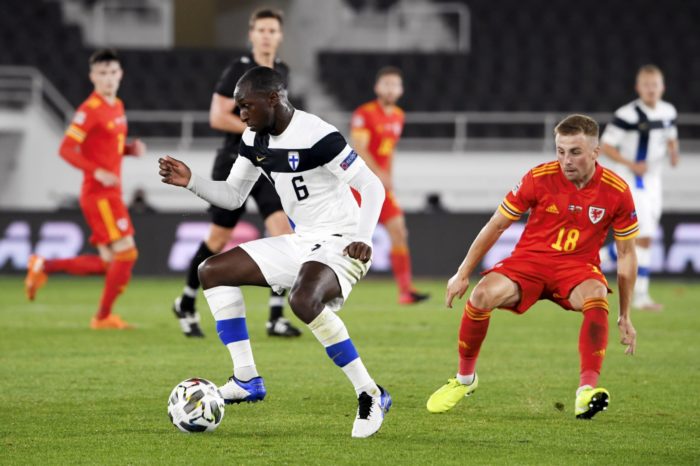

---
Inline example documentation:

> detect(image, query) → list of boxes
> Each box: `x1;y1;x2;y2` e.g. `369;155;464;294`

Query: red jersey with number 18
498;161;639;265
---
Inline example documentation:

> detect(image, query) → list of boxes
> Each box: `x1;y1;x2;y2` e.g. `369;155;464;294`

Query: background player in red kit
427;114;638;419
24;49;144;330
351;66;429;304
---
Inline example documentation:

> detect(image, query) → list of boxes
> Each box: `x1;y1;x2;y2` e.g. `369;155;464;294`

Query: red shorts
352;189;403;224
482;256;610;313
80;193;134;245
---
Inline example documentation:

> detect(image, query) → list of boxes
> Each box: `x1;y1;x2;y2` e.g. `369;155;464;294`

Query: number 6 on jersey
292;176;309;201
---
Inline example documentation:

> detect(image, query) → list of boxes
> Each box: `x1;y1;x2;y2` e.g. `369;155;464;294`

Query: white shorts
630;187;662;238
239;234;370;312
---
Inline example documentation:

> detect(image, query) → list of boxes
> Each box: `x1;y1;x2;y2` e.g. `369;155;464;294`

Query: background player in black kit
172;8;301;338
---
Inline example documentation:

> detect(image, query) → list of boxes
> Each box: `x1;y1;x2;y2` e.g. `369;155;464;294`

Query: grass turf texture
1;276;699;465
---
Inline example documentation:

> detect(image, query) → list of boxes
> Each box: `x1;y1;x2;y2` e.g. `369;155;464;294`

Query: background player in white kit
599;65;680;310
159;67;391;438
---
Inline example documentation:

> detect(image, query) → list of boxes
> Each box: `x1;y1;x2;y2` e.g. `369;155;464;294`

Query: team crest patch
116;218;129;232
340;150;359;170
588;206;606;224
288;151;300;171
73;111;86;125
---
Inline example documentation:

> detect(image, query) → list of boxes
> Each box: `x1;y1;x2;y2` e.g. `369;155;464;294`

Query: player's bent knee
197;257;219;289
469;283;498;310
288;288;323;323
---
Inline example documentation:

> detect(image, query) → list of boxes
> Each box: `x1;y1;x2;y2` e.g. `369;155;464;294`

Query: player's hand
670;151;680;167
129;139;147;157
94;168;120;187
159;155;192;187
445;272;470;308
630;161;648;176
344;242;372;263
617;315;637;355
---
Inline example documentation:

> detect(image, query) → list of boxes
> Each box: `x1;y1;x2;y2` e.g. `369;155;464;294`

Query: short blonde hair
637;64;663;79
554;114;599;139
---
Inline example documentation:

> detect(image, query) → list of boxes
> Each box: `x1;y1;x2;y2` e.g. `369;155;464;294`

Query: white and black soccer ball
167;377;225;433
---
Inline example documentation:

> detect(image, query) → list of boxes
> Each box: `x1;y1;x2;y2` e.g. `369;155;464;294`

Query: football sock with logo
634;245;652;298
579;298;609;388
457;300;492;378
44;255;107;275
204;286;258;381
390;246;414;295
308;308;380;396
268;289;285;321
95;248;138;320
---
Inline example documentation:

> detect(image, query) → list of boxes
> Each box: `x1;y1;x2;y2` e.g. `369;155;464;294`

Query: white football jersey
232;110;366;238
601;99;678;192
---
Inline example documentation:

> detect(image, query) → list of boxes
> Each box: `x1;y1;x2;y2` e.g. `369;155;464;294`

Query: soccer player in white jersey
159;66;391;438
598;65;680;310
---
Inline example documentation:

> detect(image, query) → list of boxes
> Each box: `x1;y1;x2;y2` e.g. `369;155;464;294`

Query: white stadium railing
3;65;700;153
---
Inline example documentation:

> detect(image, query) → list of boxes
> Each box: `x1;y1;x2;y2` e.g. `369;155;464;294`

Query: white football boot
351;385;392;438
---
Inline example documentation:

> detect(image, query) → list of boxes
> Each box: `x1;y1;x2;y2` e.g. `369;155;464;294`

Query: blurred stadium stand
0;0;699;213
322;0;699;113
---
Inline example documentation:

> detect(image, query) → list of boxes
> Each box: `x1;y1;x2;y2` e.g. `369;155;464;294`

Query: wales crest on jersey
588;206;606;224
288;151;300;171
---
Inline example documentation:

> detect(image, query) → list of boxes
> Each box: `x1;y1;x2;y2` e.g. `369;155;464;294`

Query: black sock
185;241;216;291
269;289;286;321
180;295;196;313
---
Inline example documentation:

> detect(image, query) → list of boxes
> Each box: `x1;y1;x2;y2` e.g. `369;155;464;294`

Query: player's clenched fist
159;155;192;187
344;242;372;263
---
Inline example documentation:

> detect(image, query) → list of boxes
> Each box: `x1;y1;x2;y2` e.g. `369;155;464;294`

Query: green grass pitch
1;276;699;465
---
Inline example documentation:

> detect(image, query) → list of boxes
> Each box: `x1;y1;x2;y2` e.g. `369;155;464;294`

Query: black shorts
208;148;284;228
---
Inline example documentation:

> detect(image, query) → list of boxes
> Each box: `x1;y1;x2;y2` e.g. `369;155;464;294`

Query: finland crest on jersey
236;110;368;238
288;151;300;171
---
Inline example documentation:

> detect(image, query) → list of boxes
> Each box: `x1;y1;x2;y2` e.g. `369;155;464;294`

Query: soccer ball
167;377;225;433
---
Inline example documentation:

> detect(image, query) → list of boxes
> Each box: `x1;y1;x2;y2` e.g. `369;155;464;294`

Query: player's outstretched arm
446;210;513;308
160;154;259;210
159;155;192;187
615;238;638;355
344;164;385;263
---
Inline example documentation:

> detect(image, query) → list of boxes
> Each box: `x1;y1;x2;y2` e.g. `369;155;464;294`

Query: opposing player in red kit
427;114;638;419
351;66;429;304
24;49;144;330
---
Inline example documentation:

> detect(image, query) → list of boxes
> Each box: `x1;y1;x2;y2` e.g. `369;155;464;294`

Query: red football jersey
498;161;639;264
63;92;128;197
350;100;404;172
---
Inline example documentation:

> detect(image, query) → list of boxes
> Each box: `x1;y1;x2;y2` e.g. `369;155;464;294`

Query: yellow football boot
427;374;478;413
575;386;610;419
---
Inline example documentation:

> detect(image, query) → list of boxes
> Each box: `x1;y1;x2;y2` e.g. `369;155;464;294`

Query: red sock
458;300;492;376
96;248;138;320
390;246;414;295
579;298;609;387
44;255;107;275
